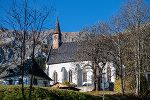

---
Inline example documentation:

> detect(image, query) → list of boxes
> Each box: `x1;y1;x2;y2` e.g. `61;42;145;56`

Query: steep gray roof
0;59;52;80
47;42;78;65
47;41;90;65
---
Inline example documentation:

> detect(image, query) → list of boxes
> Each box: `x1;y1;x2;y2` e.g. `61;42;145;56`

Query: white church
45;18;116;90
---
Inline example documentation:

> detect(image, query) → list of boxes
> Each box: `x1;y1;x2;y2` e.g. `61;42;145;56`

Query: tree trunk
136;73;139;95
21;59;25;100
93;73;97;91
29;39;35;100
21;30;26;100
29;71;33;100
120;67;125;95
136;22;141;96
22;1;28;99
118;38;125;95
92;63;99;91
134;45;139;95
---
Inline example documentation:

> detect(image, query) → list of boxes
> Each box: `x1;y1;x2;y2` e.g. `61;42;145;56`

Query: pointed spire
52;16;62;49
54;16;60;34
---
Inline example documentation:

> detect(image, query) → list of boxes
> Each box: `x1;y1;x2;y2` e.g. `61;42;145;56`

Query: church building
46;17;116;90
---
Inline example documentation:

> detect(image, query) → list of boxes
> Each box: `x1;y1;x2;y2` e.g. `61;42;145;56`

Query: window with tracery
107;67;111;82
53;71;58;83
83;71;87;82
68;70;72;82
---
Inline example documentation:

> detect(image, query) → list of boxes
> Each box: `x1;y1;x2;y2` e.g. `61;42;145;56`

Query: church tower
52;17;62;49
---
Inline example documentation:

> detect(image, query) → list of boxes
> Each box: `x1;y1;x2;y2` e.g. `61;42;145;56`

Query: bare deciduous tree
3;0;54;99
114;0;150;95
76;22;114;91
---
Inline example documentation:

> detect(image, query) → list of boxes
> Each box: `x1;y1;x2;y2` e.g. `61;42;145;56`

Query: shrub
124;76;136;92
114;78;121;93
62;80;70;86
114;77;135;93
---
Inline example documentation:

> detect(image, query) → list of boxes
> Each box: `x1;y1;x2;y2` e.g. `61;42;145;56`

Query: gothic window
83;71;87;82
61;67;67;82
75;64;80;72
53;35;58;41
76;64;82;86
53;71;58;84
68;70;72;82
107;66;111;82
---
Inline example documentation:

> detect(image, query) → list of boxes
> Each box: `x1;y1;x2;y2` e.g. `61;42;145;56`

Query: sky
0;0;150;32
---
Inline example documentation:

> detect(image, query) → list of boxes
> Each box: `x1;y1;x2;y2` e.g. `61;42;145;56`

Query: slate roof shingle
47;40;91;65
47;42;78;65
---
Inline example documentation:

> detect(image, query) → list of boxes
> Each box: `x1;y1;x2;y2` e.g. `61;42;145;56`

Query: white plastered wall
46;61;116;86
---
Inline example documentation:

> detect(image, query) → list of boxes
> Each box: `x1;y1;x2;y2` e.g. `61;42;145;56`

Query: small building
0;59;52;87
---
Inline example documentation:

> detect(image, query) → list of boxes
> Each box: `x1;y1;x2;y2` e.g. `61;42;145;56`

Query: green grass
0;85;148;100
86;91;116;96
85;91;150;100
0;85;101;100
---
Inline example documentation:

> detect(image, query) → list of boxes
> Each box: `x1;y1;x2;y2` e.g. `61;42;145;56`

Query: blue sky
0;0;150;32
45;0;124;32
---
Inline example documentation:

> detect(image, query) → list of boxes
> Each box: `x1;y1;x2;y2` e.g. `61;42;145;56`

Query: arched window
53;71;58;84
83;71;87;82
68;70;72;82
76;64;82;86
107;67;111;82
61;67;67;82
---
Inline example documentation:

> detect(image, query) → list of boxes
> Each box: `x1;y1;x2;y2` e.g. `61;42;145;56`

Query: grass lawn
86;91;116;96
0;85;101;100
0;85;148;100
85;91;150;100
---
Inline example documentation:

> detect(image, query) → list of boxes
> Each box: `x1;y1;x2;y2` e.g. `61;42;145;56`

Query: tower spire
52;17;61;49
54;16;60;34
